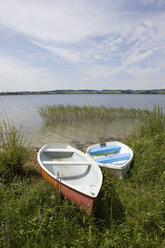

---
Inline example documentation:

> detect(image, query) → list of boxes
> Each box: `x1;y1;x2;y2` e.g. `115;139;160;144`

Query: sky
0;0;165;91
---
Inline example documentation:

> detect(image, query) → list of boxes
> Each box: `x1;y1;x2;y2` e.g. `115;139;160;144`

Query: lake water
0;94;164;148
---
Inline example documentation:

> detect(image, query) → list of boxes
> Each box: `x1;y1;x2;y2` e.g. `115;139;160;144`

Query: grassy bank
38;104;151;126
0;107;165;247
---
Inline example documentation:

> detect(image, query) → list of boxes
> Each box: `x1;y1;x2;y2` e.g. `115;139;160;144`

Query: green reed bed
38;104;150;125
0;107;165;247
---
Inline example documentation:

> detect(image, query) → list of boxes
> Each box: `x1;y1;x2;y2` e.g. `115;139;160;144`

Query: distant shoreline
0;89;165;95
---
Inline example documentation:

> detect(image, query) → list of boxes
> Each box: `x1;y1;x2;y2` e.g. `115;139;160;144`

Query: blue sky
0;0;165;91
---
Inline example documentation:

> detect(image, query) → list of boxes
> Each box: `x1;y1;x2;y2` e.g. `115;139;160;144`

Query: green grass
38;104;150;126
0;107;165;247
0;119;30;182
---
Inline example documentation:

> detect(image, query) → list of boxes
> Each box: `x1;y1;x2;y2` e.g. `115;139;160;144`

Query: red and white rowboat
37;143;103;213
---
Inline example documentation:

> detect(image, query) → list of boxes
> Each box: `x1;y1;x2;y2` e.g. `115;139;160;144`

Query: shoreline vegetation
38;104;151;126
0;106;165;247
0;89;165;95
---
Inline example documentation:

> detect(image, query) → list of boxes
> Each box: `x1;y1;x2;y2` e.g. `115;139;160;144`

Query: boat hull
40;166;94;212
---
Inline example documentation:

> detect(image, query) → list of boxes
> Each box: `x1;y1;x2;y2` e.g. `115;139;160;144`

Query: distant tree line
0;89;164;95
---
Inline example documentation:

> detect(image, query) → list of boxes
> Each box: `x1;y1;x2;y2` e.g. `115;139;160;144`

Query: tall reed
0;119;28;181
137;106;165;136
38;104;150;126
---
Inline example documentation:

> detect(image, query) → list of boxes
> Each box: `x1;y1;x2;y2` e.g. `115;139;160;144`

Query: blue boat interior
94;153;131;164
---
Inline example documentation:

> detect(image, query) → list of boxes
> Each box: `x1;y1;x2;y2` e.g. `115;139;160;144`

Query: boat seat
89;145;121;155
44;149;73;153
94;153;131;164
42;161;91;166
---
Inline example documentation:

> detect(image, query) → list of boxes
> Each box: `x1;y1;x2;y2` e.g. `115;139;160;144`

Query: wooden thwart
89;145;121;155
42;161;91;166
94;153;131;164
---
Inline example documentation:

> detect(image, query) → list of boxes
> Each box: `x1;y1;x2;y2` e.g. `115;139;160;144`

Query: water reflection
30;118;141;148
0;94;164;148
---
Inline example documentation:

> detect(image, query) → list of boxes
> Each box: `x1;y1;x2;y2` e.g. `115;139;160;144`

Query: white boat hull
86;141;133;179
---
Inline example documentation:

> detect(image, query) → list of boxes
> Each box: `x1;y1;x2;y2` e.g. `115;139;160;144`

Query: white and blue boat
86;141;133;179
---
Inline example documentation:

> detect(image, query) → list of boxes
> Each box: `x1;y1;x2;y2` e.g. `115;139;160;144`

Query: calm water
0;94;164;147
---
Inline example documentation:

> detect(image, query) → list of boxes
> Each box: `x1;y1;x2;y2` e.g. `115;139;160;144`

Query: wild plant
0;119;28;181
38;104;150;126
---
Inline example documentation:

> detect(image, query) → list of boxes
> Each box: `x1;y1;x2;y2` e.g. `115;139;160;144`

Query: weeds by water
38;104;150;125
137;105;165;136
0;120;30;182
0;107;165;247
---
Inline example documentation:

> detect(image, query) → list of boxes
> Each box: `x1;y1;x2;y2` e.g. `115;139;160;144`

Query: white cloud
0;54;54;91
31;41;80;63
84;64;111;79
0;0;165;90
140;0;165;6
128;26;146;43
0;0;112;43
104;37;123;52
82;62;165;90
